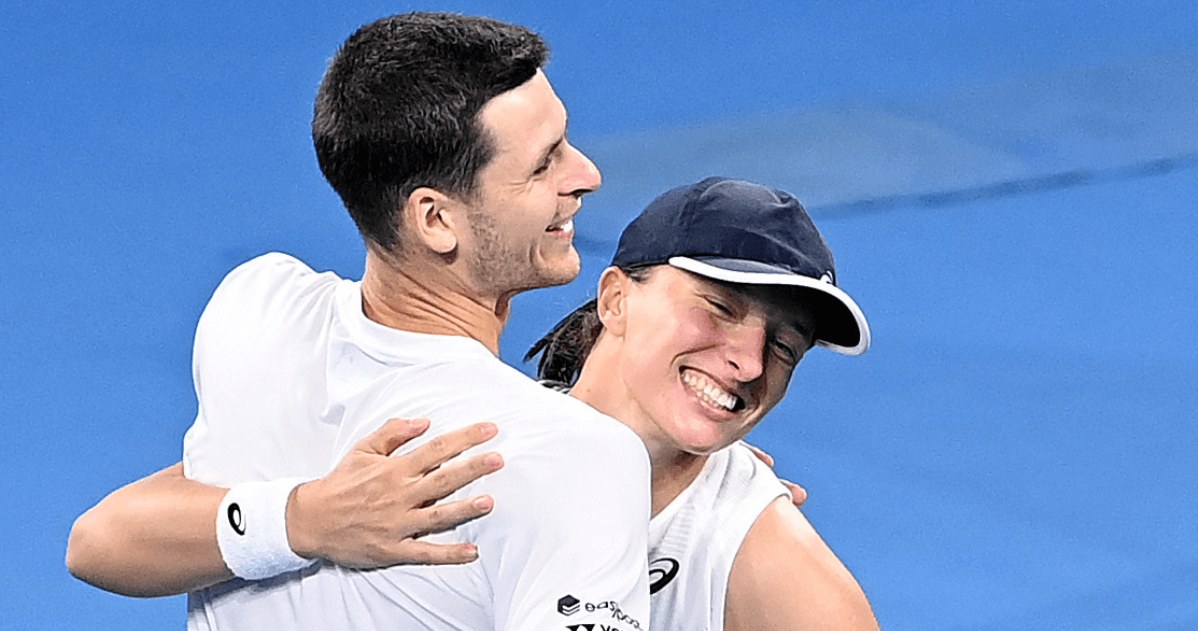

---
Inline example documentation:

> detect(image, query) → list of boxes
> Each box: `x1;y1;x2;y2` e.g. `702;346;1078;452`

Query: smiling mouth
682;370;746;413
545;217;575;235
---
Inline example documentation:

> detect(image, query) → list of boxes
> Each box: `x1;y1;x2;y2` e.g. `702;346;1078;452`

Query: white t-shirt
182;253;652;631
536;385;791;630
646;443;789;631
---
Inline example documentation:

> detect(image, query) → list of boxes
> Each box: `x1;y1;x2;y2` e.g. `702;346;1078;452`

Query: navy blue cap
611;177;870;355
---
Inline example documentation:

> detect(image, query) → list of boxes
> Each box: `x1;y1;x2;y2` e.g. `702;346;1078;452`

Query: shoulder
207;252;337;312
507;389;649;482
216;251;317;291
467;379;650;509
463;379;652;604
197;253;341;341
724;499;879;631
694;443;790;528
461;367;649;461
718;443;788;491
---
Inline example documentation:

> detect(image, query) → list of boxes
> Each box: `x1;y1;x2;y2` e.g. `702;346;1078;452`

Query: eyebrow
721;283;816;344
757;292;816;343
783;319;816;346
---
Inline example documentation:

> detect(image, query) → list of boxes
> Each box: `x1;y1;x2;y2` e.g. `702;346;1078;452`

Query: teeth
682;371;738;411
548;218;575;234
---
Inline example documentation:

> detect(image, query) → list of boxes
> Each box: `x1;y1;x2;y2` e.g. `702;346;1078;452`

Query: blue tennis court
3;2;1196;628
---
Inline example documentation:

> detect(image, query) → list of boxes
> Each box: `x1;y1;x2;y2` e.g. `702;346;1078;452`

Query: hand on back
286;418;504;567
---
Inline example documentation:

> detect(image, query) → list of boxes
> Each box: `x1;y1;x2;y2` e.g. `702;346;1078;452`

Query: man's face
461;70;602;298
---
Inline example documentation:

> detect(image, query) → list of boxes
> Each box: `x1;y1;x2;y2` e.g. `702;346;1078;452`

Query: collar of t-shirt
334;280;498;365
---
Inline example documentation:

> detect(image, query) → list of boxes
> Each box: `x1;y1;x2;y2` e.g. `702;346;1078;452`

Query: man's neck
360;250;508;355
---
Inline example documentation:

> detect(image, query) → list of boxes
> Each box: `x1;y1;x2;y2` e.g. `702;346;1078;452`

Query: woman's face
606;265;816;455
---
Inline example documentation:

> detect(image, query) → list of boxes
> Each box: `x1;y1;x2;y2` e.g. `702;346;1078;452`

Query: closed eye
771;340;799;365
704;296;734;316
532;136;565;177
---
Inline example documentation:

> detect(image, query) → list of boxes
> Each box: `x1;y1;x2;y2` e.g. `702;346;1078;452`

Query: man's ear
401;187;461;255
595;267;631;338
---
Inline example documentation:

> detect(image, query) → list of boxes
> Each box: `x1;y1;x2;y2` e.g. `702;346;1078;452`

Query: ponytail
524;300;603;385
525;266;654;385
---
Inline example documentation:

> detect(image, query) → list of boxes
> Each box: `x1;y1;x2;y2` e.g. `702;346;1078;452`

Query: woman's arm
66;419;503;597
724;497;880;631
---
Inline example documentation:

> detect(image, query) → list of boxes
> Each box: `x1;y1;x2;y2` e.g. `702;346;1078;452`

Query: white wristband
216;478;317;580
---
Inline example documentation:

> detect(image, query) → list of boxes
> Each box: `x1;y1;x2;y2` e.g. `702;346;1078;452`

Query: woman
69;177;878;630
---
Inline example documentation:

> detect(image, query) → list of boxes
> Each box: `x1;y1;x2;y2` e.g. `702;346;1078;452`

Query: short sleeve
182;253;335;484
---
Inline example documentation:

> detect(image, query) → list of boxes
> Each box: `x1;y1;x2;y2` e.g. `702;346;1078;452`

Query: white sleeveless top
645;442;790;630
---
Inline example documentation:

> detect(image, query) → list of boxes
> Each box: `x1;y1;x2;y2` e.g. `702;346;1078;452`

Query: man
87;12;650;630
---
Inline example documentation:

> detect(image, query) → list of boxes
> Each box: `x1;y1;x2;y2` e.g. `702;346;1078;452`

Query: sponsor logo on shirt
558;595;581;616
565;624;638;631
648;557;679;594
556;595;643;630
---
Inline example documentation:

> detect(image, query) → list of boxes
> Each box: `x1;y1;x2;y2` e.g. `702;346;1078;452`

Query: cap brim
668;256;871;356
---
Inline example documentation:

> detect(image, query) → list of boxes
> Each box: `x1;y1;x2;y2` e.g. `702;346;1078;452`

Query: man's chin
542;264;581;288
498;261;581;299
537;253;582;288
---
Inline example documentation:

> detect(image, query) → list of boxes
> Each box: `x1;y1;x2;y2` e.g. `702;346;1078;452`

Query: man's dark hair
313;12;549;250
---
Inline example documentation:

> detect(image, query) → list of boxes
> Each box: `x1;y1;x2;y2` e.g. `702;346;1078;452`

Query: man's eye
533;152;556;176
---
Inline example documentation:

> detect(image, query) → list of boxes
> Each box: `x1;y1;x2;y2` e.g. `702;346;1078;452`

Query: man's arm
724;497;880;631
66;419;502;597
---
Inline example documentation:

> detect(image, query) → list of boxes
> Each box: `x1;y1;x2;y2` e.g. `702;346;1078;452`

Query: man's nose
562;143;601;197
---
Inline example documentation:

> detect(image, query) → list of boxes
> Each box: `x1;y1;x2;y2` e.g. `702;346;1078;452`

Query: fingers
386;540;481;566
744;443;775;468
413;495;496;536
416;451;504;503
352;418;431;456
782;479;808;506
403;423;499;474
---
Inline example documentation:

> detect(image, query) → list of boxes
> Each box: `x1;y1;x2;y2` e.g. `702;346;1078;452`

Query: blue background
3;1;1196;628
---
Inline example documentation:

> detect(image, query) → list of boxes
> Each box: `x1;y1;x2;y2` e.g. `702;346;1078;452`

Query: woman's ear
595;267;631;338
401;187;461;255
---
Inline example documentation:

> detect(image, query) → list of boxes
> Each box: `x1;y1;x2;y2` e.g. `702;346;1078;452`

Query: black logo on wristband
228;503;246;535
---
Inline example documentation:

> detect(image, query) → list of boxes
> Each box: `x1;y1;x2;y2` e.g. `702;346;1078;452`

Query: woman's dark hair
312;13;549;251
524;266;653;384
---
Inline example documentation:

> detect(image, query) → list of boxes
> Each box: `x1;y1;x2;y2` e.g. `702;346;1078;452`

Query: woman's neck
644;451;708;516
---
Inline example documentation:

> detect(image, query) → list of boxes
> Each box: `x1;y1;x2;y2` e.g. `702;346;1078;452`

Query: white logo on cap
820;271;835;284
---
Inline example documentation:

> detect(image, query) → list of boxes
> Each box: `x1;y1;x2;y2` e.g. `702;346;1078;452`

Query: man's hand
744;443;808;507
286;418;503;567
